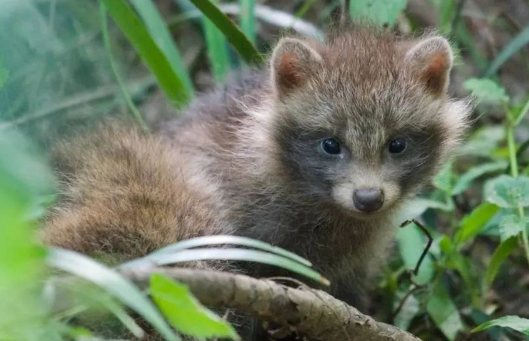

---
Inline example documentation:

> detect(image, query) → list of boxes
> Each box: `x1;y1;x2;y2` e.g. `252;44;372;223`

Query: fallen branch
121;266;423;341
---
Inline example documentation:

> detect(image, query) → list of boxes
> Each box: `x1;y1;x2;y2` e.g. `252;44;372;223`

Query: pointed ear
405;37;454;97
270;38;323;98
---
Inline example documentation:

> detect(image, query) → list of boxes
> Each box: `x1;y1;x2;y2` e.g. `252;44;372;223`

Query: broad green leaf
485;25;529;77
47;248;180;341
393;291;420;331
452;162;507;195
464;78;509;104
406;197;454;214
0;131;51;340
499;214;528;241
148;235;312;266
137;247;329;285
187;0;264;65
397;223;435;284
130;0;194;96
485;175;529;208
473;315;529;335
239;0;256;43
460;126;504;157
485;237;518;285
455;203;500;244
151;274;239;340
427;282;465;341
101;0;190;108
349;0;408;27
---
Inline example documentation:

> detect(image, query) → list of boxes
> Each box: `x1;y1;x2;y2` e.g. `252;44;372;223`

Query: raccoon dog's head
268;27;470;219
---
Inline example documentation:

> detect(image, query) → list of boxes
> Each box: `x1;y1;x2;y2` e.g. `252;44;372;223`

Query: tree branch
121;266;423;341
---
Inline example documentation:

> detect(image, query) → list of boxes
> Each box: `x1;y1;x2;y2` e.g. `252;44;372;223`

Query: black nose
353;188;383;212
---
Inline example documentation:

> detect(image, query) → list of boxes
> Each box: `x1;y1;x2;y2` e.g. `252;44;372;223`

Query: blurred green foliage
1;0;529;340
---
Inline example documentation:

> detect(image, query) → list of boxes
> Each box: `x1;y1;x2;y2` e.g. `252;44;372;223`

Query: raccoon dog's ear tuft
405;36;454;97
270;38;323;99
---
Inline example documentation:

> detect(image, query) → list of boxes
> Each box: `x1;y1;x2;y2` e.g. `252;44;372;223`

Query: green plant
1;1;529;340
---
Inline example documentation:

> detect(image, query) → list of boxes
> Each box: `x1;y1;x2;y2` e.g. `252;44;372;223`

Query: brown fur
42;25;470;339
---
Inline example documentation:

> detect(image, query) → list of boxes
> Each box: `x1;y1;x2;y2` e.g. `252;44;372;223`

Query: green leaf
485;25;529;77
101;0;190;108
202;0;231;83
440;236;482;307
452;162;507;195
100;4;147;130
393;292;420;331
0;131;50;340
149;235;312;266
473;315;529;335
485;237;518;285
463;78;509;104
130;0;194;96
407;197;454;214
151;274;239;340
188;0;264;65
47;248;180;341
433;162;453;193
349;0;408;27
134;247;329;285
499;214;529;241
427;282;465;341
455;203;499;244
397;223;435;284
460;126;504;157
485;175;529;208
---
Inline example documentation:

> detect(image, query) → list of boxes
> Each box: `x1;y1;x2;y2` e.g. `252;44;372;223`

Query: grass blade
100;4;147;130
202;0;231;83
142;247;329;285
472;315;529;335
485;237;518;285
47;248;180;341
188;0;264;65
148;235;312;266
485;25;529;77
100;0;190;108
295;0;318;19
130;0;194;97
239;0;256;43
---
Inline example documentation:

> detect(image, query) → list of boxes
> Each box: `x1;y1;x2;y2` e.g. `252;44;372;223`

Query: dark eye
388;138;407;154
321;138;341;155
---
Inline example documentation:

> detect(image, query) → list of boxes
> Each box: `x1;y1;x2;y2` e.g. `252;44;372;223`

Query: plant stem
505;108;529;265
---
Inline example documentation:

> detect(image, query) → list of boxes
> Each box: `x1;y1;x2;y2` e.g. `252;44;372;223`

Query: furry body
43;25;470;338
